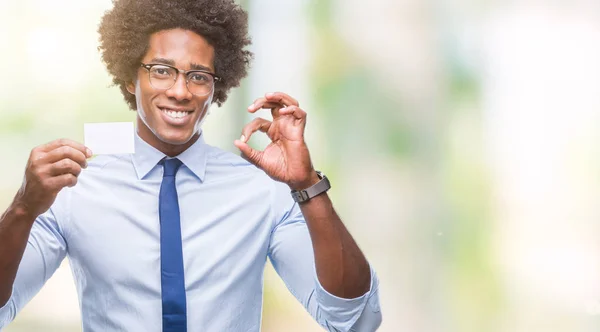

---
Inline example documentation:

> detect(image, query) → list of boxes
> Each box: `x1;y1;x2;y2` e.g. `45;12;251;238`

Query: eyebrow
149;57;213;72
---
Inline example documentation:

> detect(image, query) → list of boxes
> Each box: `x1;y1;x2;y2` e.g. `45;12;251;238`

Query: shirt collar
132;131;208;181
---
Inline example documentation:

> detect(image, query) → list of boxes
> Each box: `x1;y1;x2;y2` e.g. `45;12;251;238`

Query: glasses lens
148;65;176;89
187;72;214;96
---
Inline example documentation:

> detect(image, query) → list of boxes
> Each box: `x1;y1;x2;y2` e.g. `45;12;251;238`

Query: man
0;0;382;331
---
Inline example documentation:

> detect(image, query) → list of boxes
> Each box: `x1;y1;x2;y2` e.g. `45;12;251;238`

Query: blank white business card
84;122;135;155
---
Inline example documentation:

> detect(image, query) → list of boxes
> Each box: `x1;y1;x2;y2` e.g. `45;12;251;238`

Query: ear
126;81;136;95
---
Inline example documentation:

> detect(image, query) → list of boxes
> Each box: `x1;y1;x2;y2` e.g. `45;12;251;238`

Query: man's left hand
234;92;320;191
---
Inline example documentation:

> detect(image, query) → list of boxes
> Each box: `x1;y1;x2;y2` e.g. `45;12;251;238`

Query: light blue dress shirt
0;132;382;331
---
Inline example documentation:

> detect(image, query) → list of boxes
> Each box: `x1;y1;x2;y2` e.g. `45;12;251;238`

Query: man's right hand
12;139;92;219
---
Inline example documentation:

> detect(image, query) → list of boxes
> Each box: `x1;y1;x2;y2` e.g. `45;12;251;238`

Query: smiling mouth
160;108;193;119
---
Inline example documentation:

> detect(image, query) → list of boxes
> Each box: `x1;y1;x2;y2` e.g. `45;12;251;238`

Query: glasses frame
140;62;221;96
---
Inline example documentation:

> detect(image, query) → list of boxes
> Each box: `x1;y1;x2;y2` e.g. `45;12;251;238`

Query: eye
188;72;211;84
150;66;173;78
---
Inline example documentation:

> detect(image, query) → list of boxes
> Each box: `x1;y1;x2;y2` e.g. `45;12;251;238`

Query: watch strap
291;171;331;203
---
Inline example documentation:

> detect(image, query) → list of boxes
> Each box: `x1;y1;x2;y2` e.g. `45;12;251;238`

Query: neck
136;116;199;157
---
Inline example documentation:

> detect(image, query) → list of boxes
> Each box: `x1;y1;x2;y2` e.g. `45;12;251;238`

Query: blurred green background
1;0;600;331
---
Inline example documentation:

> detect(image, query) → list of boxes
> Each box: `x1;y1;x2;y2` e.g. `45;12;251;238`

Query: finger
40;138;92;158
279;106;307;120
43;145;88;168
46;173;78;190
233;139;263;168
258;102;281;110
239;118;272;143
49;158;84;177
264;92;299;108
248;97;266;111
247;99;281;113
238;149;252;164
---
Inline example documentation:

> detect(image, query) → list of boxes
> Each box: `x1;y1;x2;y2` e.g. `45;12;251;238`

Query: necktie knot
161;158;183;177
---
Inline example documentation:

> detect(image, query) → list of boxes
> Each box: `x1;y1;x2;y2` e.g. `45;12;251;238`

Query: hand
13;139;92;219
234;92;320;191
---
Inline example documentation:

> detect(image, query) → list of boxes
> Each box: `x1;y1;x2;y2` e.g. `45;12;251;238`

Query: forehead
143;28;215;71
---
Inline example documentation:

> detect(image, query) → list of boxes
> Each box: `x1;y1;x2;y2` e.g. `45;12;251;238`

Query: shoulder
203;144;294;211
76;154;138;182
57;154;133;196
205;144;251;168
85;154;131;172
203;144;270;182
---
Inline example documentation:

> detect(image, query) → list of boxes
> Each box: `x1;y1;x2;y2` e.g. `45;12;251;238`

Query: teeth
162;109;188;119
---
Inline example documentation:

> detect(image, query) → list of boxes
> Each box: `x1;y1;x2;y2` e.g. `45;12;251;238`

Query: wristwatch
290;171;331;203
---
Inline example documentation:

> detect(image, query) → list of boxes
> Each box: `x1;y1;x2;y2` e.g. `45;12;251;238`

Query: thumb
234;139;263;167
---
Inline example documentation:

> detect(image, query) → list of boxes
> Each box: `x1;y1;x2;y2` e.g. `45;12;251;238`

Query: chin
156;128;196;145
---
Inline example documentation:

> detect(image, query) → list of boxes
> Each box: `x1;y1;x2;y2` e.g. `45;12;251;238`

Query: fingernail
86;148;93;157
266;92;274;97
83;161;88;168
240;135;246;142
248;104;254;109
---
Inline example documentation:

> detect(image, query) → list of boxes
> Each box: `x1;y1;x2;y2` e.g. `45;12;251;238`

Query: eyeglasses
140;63;221;97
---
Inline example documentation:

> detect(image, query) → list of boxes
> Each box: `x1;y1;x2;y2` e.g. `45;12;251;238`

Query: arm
0;204;68;327
268;181;381;331
0;204;37;307
295;182;371;299
0;139;90;325
236;92;382;330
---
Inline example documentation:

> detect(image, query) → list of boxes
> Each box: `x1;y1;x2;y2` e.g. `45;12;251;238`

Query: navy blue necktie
159;158;187;332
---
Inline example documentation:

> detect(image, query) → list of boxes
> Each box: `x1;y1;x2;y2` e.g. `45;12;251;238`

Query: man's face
127;28;216;146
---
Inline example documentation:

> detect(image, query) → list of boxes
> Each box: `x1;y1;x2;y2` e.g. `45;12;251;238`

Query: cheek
137;81;158;107
200;93;214;109
134;80;158;119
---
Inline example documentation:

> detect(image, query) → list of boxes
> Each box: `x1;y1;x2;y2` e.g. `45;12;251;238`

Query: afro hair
98;0;253;110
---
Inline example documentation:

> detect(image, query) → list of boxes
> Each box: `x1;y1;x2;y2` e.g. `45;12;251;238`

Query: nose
165;73;192;102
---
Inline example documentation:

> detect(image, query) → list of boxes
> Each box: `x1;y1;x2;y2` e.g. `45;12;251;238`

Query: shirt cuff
314;265;380;331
